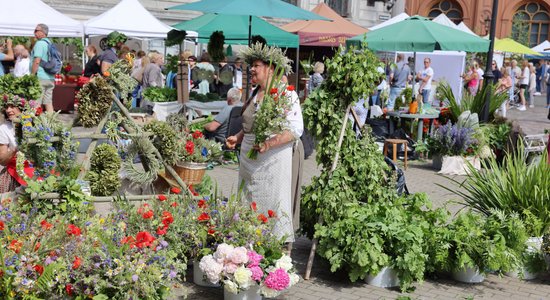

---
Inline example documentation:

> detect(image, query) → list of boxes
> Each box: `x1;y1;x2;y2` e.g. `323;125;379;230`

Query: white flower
199;255;224;284
214;243;235;262
478;145;493;159
233;266;253;289
260;285;280;298
275;254;293;271
289;273;300;286
223;280;239;295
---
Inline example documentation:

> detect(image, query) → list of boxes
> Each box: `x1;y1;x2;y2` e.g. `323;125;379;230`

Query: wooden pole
304;104;353;280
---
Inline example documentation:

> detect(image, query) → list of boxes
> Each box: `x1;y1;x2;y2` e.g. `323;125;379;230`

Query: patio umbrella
167;0;329;45
346;15;489;53
493;38;541;55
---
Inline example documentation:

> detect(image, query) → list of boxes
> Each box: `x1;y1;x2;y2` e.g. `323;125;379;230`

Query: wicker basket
170;161;208;185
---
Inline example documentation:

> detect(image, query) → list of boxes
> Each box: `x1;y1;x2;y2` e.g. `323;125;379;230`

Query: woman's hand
255;140;271;154
226;136;238;149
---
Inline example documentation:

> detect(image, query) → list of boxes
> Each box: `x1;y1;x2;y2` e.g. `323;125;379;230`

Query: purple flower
169;270;177;279
132;274;139;282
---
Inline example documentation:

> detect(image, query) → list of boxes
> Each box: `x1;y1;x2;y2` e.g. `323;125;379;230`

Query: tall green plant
442;142;550;236
437;81;507;123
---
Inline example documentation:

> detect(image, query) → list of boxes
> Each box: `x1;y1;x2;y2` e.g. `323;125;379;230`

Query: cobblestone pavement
178;95;550;299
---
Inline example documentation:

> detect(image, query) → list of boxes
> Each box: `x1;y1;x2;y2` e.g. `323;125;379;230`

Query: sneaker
529;104;535;108
534;92;541;96
518;105;527;111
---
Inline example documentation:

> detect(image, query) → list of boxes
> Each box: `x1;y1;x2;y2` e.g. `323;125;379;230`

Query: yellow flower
99;218;105;225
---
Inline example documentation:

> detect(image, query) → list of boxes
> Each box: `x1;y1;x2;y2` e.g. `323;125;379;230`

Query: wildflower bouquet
246;79;295;160
177;130;222;163
199;243;299;297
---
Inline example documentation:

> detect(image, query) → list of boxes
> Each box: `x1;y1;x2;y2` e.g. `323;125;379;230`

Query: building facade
406;0;550;47
43;0;398;30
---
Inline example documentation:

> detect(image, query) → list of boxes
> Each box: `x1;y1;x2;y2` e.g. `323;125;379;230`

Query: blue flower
201;147;208;157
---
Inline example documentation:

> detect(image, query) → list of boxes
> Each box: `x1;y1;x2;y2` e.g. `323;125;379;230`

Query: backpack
39;39;62;74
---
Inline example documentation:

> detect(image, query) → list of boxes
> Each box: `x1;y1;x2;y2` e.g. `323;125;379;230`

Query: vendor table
53;83;78;112
387;111;439;141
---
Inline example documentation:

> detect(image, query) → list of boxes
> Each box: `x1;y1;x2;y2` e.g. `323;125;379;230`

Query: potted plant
199;243;299;299
427;122;480;173
173;130;222;185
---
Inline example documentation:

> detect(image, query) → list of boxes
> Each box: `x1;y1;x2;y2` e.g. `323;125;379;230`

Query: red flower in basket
192;130;203;139
185;140;195;155
268;210;276;218
198;212;210;222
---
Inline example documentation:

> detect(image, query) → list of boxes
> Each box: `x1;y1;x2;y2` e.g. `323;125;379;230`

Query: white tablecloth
152;100;227;121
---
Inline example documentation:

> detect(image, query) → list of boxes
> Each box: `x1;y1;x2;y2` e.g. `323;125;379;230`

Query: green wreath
122;137;162;185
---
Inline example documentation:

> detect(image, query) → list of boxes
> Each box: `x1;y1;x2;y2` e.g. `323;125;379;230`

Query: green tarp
347;15;489;53
172;13;299;48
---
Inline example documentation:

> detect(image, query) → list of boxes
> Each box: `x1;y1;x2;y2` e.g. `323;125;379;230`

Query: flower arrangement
61;62;72;75
199;243;299;297
177;130;222;163
427;122;478;156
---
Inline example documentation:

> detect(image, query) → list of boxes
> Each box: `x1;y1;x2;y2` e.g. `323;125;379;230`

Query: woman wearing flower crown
226;43;303;243
0;96;25;193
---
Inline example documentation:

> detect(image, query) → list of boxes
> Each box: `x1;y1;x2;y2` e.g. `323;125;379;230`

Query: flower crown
239;43;293;75
1;94;37;111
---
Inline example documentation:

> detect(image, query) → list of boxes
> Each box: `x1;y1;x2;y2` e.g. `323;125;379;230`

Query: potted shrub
427;122;480;173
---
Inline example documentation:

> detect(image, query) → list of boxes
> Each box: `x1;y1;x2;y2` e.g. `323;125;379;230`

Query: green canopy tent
346;15;489;52
172;13;299;48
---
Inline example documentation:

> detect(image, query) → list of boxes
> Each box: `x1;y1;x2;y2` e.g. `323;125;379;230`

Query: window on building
282;0;298;5
427;0;463;24
367;0;376;7
327;0;350;17
513;2;550;47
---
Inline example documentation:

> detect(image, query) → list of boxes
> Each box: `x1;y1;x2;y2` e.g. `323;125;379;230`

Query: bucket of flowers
172;130;222;185
199;242;299;299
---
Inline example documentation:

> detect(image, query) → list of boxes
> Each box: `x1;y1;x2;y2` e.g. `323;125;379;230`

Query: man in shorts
30;23;55;113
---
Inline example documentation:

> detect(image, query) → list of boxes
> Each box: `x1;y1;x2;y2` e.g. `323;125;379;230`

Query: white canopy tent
0;0;83;37
368;12;409;31
84;0;174;38
457;22;477;36
432;14;458;29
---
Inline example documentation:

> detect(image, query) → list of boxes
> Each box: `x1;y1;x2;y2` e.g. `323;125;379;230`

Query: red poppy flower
142;210;154;219
257;214;268;224
268;210;276;218
65;284;73;296
270;88;278;95
8;240;22;254
185;140;195;155
66;224;81;236
250;202;257;212
197;199;207;209
135;231;156;249
33;265;44;275
72;256;81;270
207;228;216;235
170;202;178;207
156;226;168;235
192;130;204;139
157;194;167;201
198;212;210;222
121;236;136;246
35;106;43;116
0;220;4;231
137;203;150;215
41;220;53;230
162;211;174;226
286;85;295;91
171;187;182;194
34;242;41;252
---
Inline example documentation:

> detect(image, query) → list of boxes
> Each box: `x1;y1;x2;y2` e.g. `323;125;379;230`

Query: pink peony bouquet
199;243;299;297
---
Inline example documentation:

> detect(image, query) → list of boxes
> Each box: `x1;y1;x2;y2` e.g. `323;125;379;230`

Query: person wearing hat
0;95;28;192
100;31;127;74
226;43;304;245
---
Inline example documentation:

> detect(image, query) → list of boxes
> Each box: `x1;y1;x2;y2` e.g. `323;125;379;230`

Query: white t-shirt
476;68;484;80
521;67;529;85
0;122;17;150
420;67;434;90
14;57;30;77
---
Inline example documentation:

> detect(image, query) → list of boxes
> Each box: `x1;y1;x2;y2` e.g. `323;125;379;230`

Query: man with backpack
30;23;55;113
